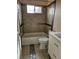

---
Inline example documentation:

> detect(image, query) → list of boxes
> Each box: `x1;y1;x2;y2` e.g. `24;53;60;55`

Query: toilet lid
39;38;48;42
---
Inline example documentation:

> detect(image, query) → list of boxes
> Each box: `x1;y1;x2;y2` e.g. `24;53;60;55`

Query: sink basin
49;31;61;41
55;33;61;38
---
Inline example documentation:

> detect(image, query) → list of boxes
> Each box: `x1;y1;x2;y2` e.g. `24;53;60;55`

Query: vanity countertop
49;31;61;41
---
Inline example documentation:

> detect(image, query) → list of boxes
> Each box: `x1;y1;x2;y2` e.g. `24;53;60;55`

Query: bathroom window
27;5;42;13
27;5;34;13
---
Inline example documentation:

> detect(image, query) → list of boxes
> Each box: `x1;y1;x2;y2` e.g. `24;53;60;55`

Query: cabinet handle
54;43;58;48
53;53;56;58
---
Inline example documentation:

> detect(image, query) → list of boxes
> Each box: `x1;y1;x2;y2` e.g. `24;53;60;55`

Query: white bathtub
22;32;48;45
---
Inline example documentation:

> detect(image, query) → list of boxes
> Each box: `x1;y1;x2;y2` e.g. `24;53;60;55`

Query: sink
55;33;61;38
49;31;61;41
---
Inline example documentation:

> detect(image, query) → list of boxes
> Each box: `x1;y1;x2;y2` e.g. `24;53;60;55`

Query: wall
47;0;61;32
22;5;47;33
17;1;23;35
53;0;61;32
17;1;22;59
47;3;55;31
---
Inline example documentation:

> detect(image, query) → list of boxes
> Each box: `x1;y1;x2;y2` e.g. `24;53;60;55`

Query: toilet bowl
39;37;48;49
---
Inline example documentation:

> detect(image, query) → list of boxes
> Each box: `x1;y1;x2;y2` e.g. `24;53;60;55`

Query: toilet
39;37;48;49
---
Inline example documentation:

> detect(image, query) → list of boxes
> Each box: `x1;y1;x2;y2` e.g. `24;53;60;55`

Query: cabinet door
48;34;61;59
53;39;61;59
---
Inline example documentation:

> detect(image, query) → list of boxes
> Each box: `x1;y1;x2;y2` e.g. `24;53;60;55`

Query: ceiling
20;0;55;6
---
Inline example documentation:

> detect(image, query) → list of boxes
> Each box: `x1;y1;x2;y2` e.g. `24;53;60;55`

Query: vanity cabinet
48;33;61;59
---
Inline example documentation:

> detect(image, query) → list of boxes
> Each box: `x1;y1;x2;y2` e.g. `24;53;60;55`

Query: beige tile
22;45;30;55
22;45;50;59
22;55;30;59
34;44;50;59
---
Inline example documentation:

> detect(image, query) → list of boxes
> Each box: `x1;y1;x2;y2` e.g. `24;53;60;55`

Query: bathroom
17;0;61;59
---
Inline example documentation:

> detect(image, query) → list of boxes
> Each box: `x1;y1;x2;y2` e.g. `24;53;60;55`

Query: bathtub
22;32;48;45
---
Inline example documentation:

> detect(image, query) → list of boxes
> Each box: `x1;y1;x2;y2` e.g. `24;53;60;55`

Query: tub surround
21;5;47;33
22;32;48;45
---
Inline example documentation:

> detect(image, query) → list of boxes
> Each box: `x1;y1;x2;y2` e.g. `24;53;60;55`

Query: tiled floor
22;44;51;59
